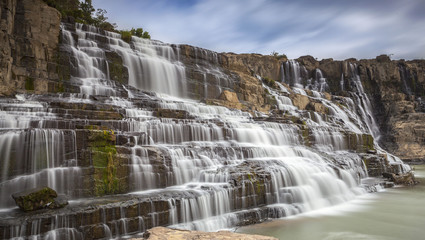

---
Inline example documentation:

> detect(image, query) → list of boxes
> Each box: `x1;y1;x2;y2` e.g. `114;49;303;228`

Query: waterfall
0;130;80;208
348;63;381;140
399;64;412;96
0;95;80;209
104;27;187;98
282;60;306;88
348;63;410;172
0;22;411;239
306;69;329;92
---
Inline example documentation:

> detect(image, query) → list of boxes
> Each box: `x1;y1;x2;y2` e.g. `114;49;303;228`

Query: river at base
237;165;425;240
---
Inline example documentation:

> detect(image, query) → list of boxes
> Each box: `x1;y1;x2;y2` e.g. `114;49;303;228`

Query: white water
348;63;381;140
0;23;411;239
283;60;307;88
0;97;80;208
240;165;425;240
307;69;329;92
104;28;187;98
347;63;409;172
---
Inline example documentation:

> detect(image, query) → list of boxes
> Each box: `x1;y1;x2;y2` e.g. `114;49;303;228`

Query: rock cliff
2;0;424;162
289;55;425;163
180;46;425;163
0;0;64;95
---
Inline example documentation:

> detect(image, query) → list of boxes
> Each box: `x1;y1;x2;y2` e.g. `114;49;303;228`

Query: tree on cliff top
43;0;150;40
77;0;117;31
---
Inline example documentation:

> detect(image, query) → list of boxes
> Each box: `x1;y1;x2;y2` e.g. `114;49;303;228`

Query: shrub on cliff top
121;28;151;43
271;51;287;60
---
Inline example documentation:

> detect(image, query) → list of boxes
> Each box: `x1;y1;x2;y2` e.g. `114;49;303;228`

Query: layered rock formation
0;1;423;239
291;55;425;163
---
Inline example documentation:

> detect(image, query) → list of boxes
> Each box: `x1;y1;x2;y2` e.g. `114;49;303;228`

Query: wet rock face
178;45;275;113
11;187;68;211
0;0;62;96
353;60;425;162
105;51;129;84
281;55;425;162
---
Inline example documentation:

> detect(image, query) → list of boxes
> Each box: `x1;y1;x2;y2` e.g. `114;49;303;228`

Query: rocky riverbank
139;226;278;240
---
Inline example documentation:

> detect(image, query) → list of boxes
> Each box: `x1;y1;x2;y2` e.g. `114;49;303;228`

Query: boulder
11;186;68;211
382;172;417;185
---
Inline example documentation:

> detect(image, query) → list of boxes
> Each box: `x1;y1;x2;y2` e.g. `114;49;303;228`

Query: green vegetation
86;128;121;196
362;134;375;152
42;0;116;30
262;77;278;89
120;28;151;43
43;0;150;39
263;77;275;86
92;144;119;196
12;187;57;211
130;28;151;39
270;51;287;60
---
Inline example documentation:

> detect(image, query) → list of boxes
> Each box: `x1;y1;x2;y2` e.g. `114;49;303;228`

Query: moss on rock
86;129;124;196
12;186;58;211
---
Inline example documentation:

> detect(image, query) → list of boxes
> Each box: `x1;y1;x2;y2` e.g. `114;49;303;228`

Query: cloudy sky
93;0;425;60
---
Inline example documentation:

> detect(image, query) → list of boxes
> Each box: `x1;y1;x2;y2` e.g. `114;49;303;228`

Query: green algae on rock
12;187;60;211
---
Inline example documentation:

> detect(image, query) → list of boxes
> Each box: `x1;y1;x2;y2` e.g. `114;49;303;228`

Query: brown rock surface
300;57;425;162
219;90;239;103
291;93;310;110
0;0;61;95
222;53;281;81
141;227;278;240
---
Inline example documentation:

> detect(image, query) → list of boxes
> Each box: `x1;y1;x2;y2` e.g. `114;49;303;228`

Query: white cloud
93;0;425;59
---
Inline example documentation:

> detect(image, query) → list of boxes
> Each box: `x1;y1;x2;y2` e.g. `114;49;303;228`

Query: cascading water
103;27;187;98
282;60;308;89
399;64;413;96
0;95;80;209
0;22;411;239
348;63;381;140
306;69;329;92
347;63;410;172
